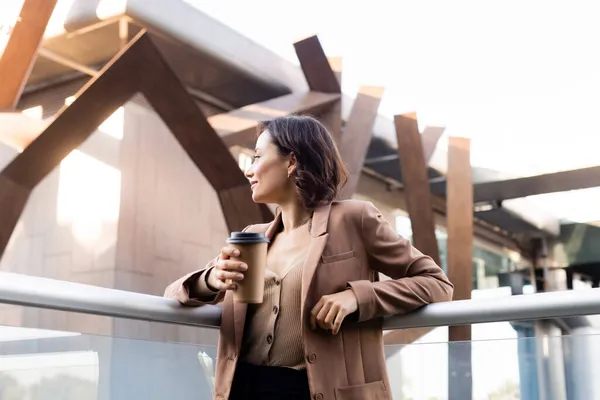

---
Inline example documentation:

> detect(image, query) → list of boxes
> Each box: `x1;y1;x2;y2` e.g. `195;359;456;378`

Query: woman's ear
287;153;297;177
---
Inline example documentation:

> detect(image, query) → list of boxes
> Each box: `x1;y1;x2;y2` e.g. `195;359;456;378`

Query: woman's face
245;131;295;205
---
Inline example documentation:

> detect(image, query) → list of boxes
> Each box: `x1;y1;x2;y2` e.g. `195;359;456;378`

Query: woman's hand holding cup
207;246;248;291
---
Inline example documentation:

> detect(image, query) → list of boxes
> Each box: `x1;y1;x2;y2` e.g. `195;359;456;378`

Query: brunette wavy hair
259;115;348;210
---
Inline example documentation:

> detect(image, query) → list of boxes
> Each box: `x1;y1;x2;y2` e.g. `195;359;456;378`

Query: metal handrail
0;272;221;328
1;271;599;330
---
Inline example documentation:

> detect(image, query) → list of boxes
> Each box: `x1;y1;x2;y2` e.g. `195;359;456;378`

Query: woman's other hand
206;246;247;291
310;289;359;335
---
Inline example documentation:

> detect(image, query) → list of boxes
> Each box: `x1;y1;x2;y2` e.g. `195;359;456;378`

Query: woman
165;115;453;400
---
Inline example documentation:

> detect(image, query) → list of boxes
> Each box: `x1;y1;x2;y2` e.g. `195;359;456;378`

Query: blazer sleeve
163;256;226;306
347;201;454;322
164;225;252;306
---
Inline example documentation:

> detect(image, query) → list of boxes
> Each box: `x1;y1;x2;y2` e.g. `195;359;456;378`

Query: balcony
1;271;600;399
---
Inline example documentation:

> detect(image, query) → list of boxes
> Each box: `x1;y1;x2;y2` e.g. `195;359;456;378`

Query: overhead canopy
21;0;308;110
13;0;584;244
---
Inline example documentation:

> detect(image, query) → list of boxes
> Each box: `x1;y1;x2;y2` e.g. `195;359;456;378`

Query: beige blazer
164;200;453;400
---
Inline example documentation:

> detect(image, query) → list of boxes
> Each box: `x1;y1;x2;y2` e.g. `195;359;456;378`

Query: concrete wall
0;98;226;346
111;98;227;344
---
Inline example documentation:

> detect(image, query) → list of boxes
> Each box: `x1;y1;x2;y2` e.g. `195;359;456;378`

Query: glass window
395;215;515;290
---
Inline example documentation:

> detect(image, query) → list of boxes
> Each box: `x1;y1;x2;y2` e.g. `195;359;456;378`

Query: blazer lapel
232;212;281;352
300;203;332;326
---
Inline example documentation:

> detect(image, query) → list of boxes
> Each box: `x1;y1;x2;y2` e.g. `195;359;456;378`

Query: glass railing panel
0;325;217;400
2;320;600;399
385;328;600;400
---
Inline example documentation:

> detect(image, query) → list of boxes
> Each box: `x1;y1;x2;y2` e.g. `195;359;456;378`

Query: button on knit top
239;222;311;370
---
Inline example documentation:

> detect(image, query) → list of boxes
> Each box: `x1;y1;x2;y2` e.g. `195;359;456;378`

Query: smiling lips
250;181;258;190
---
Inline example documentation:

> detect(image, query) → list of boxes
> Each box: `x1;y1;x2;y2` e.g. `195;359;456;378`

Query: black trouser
229;362;310;400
